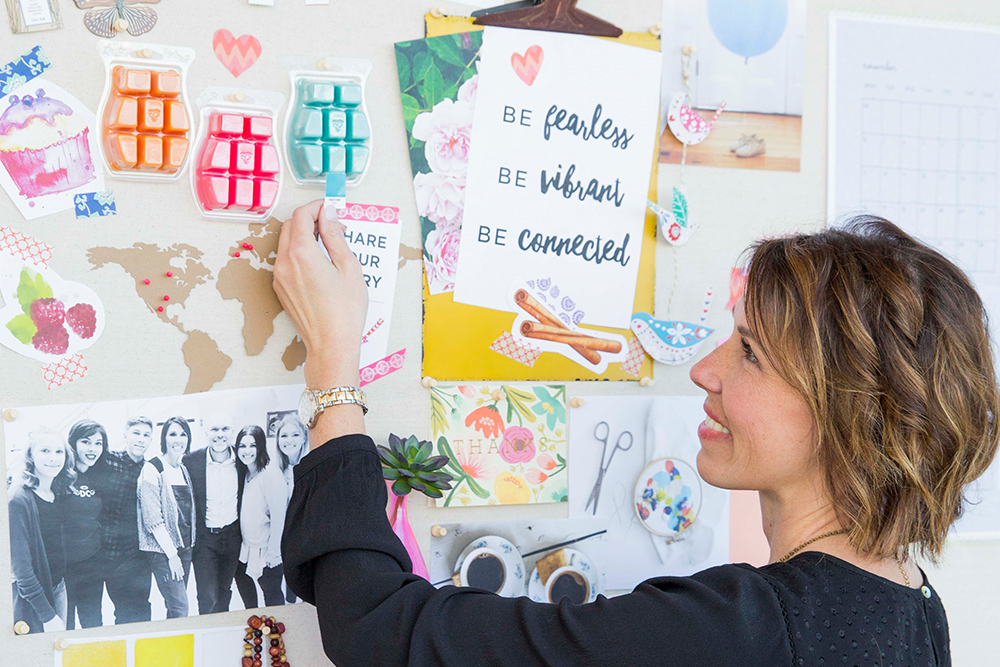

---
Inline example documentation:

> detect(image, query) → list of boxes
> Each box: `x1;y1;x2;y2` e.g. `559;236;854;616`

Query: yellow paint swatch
62;640;127;667
135;634;195;667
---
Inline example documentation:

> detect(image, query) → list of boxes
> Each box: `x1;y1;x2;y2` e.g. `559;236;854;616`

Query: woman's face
74;432;103;469
689;298;817;494
31;438;66;482
164;424;189;460
278;426;305;463
237;435;258;468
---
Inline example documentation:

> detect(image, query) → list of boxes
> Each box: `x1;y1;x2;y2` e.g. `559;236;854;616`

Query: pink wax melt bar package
189;87;286;221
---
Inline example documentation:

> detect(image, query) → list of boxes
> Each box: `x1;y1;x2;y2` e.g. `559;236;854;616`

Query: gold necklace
777;528;849;562
779;529;914;588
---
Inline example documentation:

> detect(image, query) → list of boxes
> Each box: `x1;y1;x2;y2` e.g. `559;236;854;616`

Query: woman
138;416;196;618
233;424;287;608
10;429;76;634
275;414;309;498
63;420;108;629
274;203;999;666
274;414;308;603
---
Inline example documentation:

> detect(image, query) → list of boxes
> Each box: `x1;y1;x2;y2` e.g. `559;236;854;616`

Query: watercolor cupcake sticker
0;79;105;220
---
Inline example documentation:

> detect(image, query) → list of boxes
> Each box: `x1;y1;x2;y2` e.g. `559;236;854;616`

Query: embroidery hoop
633;456;703;539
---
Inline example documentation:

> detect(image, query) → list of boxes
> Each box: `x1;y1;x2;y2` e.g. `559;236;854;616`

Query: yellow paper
62;641;127;667
422;16;658;381
134;635;195;667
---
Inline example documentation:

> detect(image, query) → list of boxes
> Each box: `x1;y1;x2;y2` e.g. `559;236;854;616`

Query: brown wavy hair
743;215;999;561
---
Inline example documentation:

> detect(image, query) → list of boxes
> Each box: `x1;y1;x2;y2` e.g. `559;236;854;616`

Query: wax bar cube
107;133;138;170
252;179;280;213
346;145;370;175
293;108;324;141
114;67;151;95
229;177;255;210
151;71;182;98
255;144;280;176
346;110;370;141
107;95;138;131
292;143;324;178
336;84;363;107
138;98;164;133
301;81;336;106
323;144;346;174
200;138;230;171
163;100;189;135
138;135;163;170
162;137;189;173
245;116;273;140
199;175;231;210
323;109;347;141
210;113;245;137
231;141;256;174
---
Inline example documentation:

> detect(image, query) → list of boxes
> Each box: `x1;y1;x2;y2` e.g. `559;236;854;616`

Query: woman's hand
266;548;283;569
168;554;184;581
274;201;369;389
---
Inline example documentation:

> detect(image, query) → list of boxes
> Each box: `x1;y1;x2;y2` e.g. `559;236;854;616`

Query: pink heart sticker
212;29;262;78
511;45;544;86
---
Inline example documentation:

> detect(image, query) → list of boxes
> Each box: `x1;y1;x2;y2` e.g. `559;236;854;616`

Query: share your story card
453;27;661;329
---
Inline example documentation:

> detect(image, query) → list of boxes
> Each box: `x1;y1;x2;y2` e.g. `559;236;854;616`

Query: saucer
453;535;525;598
527;548;601;604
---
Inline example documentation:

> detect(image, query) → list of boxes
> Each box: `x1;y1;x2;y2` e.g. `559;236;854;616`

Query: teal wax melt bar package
283;57;373;187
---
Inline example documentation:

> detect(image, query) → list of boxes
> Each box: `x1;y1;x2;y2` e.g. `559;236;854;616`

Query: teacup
544;565;592;604
459;547;508;594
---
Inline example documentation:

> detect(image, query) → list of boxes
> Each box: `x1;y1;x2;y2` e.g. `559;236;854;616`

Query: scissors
584;421;634;515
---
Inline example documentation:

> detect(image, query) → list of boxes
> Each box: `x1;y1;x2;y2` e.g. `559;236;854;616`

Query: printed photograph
3;384;307;634
660;0;807;171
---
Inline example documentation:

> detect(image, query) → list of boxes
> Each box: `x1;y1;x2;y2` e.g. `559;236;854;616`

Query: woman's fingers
318;207;355;267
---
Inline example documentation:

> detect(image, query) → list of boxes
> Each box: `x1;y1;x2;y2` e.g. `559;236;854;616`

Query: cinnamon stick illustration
520;321;623;353
514;290;601;364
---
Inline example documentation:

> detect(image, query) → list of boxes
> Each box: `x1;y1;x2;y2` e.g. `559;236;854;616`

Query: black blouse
282;435;950;667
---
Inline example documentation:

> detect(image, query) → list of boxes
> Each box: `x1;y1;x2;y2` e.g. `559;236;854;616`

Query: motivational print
454;27;661;328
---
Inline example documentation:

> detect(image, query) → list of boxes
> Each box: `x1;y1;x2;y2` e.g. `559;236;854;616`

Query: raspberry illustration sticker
0;252;105;363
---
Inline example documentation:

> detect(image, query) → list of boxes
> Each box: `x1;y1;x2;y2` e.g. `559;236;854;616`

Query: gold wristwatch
298;386;368;428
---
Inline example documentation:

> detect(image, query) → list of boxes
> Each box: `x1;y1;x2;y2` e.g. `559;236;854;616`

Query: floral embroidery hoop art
633;457;702;539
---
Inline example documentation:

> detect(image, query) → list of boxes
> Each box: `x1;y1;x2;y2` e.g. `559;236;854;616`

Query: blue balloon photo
707;0;789;62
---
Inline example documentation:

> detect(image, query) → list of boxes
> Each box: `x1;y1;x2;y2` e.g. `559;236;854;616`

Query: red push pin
234;251;241;258
144;279;150;285
157;306;164;312
163;295;170;302
166;271;173;278
247;244;253;251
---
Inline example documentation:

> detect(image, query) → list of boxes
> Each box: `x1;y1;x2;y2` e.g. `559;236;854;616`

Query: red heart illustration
213;29;262;78
511;45;544;86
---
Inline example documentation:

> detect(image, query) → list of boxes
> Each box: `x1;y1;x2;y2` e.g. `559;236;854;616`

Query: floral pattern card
430;384;567;507
394;31;481;295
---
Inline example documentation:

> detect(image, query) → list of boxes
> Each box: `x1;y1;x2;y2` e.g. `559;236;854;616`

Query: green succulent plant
378;434;454;499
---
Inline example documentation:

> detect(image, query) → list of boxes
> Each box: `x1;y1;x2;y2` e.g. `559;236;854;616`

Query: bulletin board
1;2;998;667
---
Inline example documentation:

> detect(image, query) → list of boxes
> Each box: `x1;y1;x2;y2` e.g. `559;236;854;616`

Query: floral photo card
430;384;567;507
394;31;482;295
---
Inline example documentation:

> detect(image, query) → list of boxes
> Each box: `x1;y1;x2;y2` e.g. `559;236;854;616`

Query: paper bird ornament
648;186;696;246
631;290;714;365
666;92;725;146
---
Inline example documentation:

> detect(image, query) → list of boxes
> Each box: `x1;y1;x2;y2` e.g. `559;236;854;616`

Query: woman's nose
690;344;724;394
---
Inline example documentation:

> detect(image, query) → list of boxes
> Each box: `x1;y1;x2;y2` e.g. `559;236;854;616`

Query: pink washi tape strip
335;202;399;224
0;226;53;268
620;336;647;378
42;354;88;390
489;331;542;368
360;348;406;387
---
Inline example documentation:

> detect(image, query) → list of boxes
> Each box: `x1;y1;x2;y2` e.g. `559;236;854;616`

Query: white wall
0;1;997;665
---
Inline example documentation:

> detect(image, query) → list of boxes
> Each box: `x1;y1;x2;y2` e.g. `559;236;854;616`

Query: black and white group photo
4;385;306;634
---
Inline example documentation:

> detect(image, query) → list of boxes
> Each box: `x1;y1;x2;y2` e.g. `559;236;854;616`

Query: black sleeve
282;435;793;667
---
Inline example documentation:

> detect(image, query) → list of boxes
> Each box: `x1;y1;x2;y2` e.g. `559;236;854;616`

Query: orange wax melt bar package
96;40;195;182
189;88;286;221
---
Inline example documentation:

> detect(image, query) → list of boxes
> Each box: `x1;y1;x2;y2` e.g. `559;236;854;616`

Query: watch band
315;386;368;417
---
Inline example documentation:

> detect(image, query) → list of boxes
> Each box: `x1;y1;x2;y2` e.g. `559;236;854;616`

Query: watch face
298;390;316;427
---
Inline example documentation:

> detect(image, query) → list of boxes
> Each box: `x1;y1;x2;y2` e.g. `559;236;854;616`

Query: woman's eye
740;337;759;365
